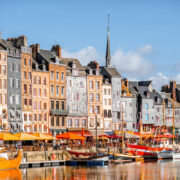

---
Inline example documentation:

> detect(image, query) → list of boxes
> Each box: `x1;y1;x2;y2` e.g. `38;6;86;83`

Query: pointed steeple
106;14;111;67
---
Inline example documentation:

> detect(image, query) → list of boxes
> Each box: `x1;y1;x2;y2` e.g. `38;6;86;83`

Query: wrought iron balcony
50;109;68;116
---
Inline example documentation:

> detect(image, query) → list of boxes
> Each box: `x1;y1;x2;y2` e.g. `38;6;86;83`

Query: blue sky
1;0;180;89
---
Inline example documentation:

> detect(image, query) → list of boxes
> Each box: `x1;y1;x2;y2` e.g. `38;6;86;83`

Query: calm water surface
1;160;180;180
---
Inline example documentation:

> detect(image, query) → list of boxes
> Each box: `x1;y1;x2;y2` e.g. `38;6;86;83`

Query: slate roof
138;81;152;87
150;91;163;105
100;66;121;78
38;49;65;65
0;39;17;50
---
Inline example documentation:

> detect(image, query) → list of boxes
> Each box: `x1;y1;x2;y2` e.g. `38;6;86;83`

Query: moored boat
172;152;180;159
157;150;173;159
0;150;22;170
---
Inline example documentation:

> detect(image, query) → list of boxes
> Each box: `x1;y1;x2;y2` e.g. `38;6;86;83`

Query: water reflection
1;161;180;180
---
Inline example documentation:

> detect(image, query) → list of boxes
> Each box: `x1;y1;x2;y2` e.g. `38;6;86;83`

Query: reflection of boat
0;150;21;170
0;168;21;179
67;150;96;159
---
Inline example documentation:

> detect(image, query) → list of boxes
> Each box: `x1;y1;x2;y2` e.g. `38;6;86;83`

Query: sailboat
157;99;173;159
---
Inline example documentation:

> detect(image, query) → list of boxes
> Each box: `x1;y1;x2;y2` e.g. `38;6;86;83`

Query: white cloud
111;45;154;77
62;46;99;66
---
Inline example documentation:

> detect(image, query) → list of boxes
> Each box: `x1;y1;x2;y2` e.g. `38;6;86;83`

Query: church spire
106;14;111;67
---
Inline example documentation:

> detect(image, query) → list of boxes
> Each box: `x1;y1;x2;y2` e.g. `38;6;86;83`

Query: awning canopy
14;132;41;140
31;133;56;140
56;132;86;140
0;133;20;141
68;130;93;137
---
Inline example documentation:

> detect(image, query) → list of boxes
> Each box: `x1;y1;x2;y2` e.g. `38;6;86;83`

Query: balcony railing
50;109;68;116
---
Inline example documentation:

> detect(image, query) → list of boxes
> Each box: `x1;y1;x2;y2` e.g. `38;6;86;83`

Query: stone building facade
63;58;87;130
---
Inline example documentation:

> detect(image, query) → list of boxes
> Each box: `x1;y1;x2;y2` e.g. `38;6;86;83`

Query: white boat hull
172;152;180;159
157;150;173;159
92;156;109;161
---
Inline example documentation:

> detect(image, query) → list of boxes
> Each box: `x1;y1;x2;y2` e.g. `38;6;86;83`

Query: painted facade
63;58;87;130
0;48;8;131
32;68;49;133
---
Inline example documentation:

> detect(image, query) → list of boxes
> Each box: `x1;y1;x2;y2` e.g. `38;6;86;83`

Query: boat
67;150;96;159
157;150;173;159
0;169;21;179
127;144;159;159
0;150;22;170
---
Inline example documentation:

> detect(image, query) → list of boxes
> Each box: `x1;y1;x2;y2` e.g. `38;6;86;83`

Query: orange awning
14;132;41;140
56;132;86;140
0;133;20;141
31;133;56;140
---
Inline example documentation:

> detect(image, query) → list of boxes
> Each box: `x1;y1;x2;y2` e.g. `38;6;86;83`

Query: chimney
51;45;61;59
7;35;27;48
170;81;176;99
30;44;40;59
42;64;46;71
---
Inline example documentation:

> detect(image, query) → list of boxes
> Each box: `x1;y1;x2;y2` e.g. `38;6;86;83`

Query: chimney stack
30;44;40;59
51;45;61;59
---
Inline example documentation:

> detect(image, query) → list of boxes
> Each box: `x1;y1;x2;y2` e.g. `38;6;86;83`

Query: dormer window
72;63;76;68
72;70;78;76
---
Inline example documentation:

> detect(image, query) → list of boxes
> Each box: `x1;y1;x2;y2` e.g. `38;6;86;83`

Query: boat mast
173;86;175;145
122;104;124;153
95;114;98;156
163;99;165;148
140;105;142;145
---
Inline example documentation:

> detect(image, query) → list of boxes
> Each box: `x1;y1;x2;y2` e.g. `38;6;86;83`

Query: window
10;78;13;87
16;95;19;104
2;65;6;75
24;84;27;93
29;99;32;106
44;113;47;121
38;101;41;110
33;88;37;96
51;71;54;80
117;112;120;119
56;72;59;81
62;117;65;126
38;88;41;96
108;89;111;95
96;93;100;102
18;64;20;72
28;59;31;66
145;103;149;110
24;58;26;66
16;79;19;88
24;114;27;121
61;101;65;110
34;101;37;110
145;114;149;121
74;92;79;100
79;81;84;88
109;99;111;105
51;117;54;126
56;117;59;126
28;72;31;79
10;63;13;71
10;96;13;104
39;126;41;132
43;77;46;85
3;79;6;89
75;119;79;127
61;86;64;96
44;103;47;110
68;119;72;127
56;86;59;96
56;101;59;110
28;85;32;94
33;77;36;84
95;81;100;90
51;85;54;95
51;100;54;109
34;114;37;121
95;106;100;114
34;126;37;132
61;72;64;81
89;93;93;102
82;119;86;127
104;110;108;117
29;114;32;121
39;114;41;121
89;81;93;89
24;72;27;79
175;110;179;115
104;89;107;95
38;77;41;85
43;89;47;97
90;105;93;114
108;110;112;117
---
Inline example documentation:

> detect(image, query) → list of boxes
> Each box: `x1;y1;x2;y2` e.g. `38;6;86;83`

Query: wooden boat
172;152;180;159
157;150;173;159
0;150;22;170
0;169;21;179
67;150;96;158
127;144;161;159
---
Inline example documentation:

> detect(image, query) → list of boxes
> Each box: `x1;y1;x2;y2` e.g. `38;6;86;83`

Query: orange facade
21;51;33;132
87;74;103;130
0;50;8;131
32;70;49;133
49;63;67;134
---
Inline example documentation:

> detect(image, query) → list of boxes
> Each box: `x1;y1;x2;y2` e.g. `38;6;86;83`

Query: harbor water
1;160;180;180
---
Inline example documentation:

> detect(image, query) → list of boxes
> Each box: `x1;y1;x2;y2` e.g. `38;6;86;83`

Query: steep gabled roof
100;66;121;78
138;81;152;87
0;39;17;50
